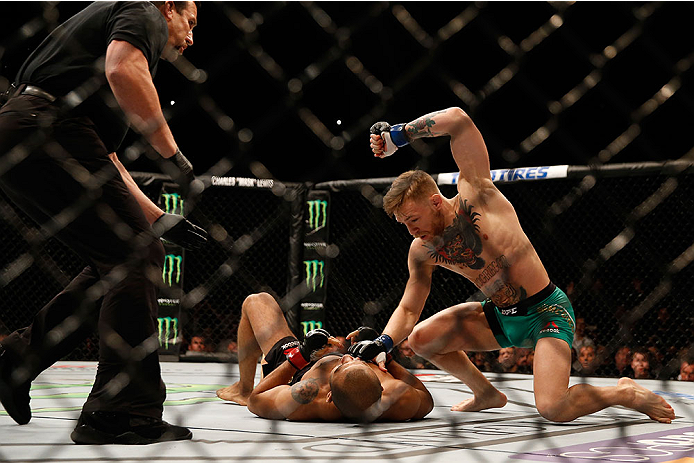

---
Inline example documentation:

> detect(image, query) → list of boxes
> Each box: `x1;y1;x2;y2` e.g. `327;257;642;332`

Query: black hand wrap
160;148;196;196
152;213;208;250
286;328;332;370
173;149;195;184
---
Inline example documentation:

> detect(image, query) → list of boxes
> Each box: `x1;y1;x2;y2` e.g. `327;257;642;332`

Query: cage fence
0;1;693;460
2;162;692;380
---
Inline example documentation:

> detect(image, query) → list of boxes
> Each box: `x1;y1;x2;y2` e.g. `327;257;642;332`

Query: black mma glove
348;333;394;365
369;121;409;157
285;328;332;370
152;213;208;250
353;326;379;343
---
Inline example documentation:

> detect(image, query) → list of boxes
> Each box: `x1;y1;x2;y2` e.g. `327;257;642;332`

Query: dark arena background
0;2;694;461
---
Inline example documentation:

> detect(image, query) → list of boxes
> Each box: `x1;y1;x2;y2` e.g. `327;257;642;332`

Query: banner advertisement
157;184;185;358
300;190;330;336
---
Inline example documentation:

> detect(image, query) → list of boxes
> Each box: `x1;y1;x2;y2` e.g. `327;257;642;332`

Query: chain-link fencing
0;3;693;456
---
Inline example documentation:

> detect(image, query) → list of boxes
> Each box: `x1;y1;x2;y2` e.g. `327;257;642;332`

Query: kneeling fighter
348;107;675;424
216;292;433;422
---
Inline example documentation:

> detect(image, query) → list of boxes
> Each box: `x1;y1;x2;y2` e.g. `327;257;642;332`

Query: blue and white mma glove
348;334;394;365
370;122;409;157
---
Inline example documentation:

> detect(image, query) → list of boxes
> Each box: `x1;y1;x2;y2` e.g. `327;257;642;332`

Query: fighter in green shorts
351;106;675;425
482;283;575;349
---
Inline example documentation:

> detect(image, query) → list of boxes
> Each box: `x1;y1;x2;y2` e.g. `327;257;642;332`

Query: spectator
515;348;534;374
493;347;518;373
215;338;239;362
629;348;652;379
646;344;665;378
469;351;493;372
577;346;599;376
226;340;238;354
564;281;576;302
572;317;595;358
601;345;632;377
678;358;694;382
188;335;208;353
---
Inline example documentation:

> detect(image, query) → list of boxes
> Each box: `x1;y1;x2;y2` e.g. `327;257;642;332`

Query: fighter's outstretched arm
370;107;491;181
347;243;433;371
384;360;434;420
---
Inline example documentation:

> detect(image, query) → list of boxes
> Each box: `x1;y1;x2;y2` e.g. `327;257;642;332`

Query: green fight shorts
481;282;576;349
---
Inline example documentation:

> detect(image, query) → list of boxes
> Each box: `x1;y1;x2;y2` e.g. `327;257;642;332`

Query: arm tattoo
290;378;319;404
405;109;448;141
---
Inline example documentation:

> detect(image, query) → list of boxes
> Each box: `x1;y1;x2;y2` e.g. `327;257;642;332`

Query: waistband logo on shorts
281;341;300;350
501;307;518;316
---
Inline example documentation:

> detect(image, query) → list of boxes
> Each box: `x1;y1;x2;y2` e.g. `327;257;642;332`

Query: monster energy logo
161;193;184;215
307;200;327;231
157;317;179;349
301;320;323;335
163;254;182;286
304;260;324;292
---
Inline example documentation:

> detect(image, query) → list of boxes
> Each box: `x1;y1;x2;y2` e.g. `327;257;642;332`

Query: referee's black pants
0;94;166;419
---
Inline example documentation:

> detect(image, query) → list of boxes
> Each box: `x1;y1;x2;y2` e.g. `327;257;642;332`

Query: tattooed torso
420;195;547;307
401;109;548;306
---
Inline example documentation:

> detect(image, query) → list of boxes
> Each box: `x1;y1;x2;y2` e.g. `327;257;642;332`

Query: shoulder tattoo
290;378;320;404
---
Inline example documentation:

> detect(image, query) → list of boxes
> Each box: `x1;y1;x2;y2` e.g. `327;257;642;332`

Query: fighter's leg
409;301;507;412
217;292;294;405
533;337;675;422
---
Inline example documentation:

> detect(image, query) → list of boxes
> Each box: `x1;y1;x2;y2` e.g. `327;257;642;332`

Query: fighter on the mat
348;107;676;424
216;292;433;422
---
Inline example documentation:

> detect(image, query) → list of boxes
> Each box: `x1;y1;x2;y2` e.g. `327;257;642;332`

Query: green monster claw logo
157;317;179;349
301;320;323;335
162;193;184;215
163;254;182;286
303;260;324;291
307;200;327;231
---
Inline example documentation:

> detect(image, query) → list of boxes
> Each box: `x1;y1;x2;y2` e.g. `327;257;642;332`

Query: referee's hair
151;1;201;12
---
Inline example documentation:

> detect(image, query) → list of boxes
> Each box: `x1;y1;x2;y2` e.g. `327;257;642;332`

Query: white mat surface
1;361;693;462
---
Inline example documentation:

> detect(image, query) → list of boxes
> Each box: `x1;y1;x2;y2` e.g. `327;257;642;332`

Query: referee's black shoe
0;347;32;425
71;411;192;445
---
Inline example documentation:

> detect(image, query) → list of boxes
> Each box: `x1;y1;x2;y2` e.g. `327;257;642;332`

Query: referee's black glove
152;213;208;250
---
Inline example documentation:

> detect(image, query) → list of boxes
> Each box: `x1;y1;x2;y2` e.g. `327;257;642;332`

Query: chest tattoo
426;199;485;269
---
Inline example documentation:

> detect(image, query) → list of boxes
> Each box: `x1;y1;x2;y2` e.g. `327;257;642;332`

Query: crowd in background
6;275;688;381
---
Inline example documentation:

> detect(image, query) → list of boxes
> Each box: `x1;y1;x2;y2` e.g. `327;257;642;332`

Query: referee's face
163;1;198;61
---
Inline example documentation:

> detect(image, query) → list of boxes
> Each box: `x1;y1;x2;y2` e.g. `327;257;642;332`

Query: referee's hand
152;213;208;250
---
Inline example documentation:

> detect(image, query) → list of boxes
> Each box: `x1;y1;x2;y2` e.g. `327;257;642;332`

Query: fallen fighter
216;292;433;422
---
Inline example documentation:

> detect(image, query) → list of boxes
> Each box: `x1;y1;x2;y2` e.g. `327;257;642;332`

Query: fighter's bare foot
451;390;507;412
617;377;675;423
216;382;252;406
